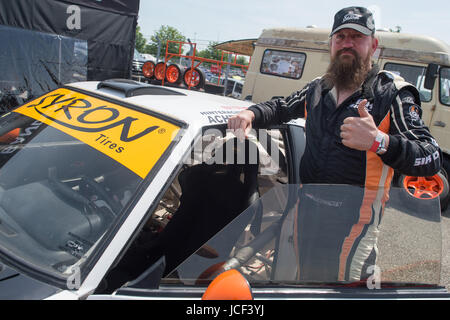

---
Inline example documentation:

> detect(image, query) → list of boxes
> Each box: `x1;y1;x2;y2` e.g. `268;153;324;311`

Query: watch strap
370;131;382;153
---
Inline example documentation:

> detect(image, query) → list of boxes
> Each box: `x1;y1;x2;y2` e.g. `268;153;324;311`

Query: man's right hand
227;110;255;141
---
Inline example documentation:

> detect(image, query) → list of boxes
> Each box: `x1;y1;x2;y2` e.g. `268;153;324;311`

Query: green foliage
135;25;147;53
135;25;249;68
236;56;249;66
196;41;222;61
145;25;186;56
196;42;249;68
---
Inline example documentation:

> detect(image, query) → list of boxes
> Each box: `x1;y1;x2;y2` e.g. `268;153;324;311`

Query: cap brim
330;23;373;36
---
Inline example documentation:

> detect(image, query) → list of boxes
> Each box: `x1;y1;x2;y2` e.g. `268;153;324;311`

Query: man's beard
324;48;372;91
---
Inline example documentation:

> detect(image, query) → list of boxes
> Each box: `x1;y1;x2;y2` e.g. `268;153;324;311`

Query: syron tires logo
14;88;181;178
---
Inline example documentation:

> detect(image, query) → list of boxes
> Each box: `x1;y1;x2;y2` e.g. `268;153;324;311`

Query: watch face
376;141;386;154
375;133;386;154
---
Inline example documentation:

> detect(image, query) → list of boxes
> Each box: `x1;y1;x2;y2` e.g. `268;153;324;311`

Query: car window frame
107;125;295;294
99;282;450;300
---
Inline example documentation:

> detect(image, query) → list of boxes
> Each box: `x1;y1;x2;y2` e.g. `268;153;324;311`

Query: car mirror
202;269;253;300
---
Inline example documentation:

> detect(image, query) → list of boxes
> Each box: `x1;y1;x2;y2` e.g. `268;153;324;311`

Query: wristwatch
370;131;387;155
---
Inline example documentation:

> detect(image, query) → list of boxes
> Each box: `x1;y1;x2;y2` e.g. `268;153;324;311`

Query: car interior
97;129;289;293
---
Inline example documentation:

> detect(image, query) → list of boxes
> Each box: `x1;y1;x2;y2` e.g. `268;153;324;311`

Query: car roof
67;80;253;131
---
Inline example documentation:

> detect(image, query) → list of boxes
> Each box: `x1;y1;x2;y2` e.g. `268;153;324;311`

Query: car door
90;179;449;301
86;125;298;299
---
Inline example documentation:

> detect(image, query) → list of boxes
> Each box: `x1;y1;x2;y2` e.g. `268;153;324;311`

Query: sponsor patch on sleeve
408;105;421;121
401;96;416;105
14;88;181;178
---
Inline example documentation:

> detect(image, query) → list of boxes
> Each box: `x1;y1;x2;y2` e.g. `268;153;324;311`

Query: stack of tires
165;64;184;85
182;67;205;89
154;62;167;82
141;62;205;89
141;61;156;80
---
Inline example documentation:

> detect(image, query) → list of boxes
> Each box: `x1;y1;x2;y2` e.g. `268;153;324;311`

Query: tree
197;41;222;61
135;25;147;53
145;25;186;57
236;56;249;66
197;42;248;65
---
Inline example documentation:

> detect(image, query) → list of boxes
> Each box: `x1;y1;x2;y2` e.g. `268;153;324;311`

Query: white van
218;27;450;210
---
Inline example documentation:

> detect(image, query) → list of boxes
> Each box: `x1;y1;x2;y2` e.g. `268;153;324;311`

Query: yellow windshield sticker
14;88;181;178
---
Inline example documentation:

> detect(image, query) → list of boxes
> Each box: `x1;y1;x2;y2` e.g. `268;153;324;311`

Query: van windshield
384;63;432;102
440;67;450;105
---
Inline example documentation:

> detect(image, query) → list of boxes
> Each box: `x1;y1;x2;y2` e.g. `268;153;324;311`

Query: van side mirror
424;63;439;90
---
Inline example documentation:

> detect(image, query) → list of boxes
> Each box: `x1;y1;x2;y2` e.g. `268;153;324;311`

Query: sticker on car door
14;88;181;178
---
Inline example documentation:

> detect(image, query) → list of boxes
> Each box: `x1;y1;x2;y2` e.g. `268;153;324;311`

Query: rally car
0;79;448;300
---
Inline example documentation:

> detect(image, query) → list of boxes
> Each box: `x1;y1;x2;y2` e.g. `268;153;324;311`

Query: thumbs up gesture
340;99;379;151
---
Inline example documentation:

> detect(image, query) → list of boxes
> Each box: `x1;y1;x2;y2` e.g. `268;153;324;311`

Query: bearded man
228;7;442;282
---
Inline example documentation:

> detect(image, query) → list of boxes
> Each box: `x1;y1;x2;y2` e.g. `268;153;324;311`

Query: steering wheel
80;175;123;215
48;168;122;216
48;167;97;212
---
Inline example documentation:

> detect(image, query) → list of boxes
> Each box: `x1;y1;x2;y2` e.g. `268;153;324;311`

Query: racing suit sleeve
247;83;310;128
379;88;442;177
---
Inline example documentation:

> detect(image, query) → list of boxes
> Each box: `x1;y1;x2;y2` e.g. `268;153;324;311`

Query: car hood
0;262;60;300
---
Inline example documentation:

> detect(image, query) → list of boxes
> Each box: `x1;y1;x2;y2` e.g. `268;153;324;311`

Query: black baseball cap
330;7;375;36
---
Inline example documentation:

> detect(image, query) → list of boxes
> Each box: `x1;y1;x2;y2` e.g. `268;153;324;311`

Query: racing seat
158;137;260;275
100;138;260;291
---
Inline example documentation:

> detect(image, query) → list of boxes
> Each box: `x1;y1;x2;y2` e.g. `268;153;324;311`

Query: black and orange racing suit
248;65;442;282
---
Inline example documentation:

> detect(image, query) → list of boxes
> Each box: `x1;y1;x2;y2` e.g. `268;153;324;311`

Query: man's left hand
340;99;379;151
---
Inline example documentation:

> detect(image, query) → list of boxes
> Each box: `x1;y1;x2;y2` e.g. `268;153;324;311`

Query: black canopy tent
0;0;140;111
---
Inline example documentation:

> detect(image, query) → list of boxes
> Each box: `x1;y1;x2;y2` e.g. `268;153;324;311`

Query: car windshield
0;87;182;284
134;49;145;62
164;184;442;287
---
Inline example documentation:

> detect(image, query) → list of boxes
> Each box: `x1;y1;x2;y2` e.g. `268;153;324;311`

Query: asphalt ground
378;202;450;291
348;185;449;294
441;207;450;291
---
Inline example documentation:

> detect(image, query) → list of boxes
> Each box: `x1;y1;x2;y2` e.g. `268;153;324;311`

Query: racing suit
249;65;442;282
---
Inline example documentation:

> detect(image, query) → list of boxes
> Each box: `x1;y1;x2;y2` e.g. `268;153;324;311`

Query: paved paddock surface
441;208;450;291
376;200;449;291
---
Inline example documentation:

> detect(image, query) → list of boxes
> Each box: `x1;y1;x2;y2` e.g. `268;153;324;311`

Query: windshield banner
14;88;181;178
